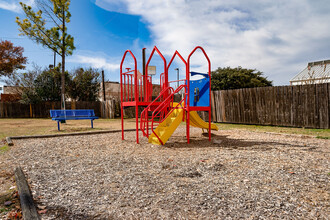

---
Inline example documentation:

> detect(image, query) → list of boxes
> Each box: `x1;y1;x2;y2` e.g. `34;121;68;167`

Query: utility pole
102;70;106;101
54;51;56;67
175;68;179;89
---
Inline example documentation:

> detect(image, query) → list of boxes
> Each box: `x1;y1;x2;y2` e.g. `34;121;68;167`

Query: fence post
29;104;32;118
211;91;215;122
71;100;76;110
0;102;2;118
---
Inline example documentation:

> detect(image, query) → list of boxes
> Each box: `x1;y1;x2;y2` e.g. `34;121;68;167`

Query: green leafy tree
0;40;27;77
34;65;71;101
4;64;72;104
16;0;75;108
8;64;43;104
69;67;100;101
211;67;272;90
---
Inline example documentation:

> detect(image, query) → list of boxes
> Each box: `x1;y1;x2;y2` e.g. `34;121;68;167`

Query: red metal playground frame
120;46;212;144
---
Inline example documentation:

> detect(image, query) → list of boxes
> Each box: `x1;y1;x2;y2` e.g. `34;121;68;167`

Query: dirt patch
0;118;137;139
1;127;329;219
0;169;21;219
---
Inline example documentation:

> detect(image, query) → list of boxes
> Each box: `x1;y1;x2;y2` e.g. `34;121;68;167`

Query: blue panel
189;77;210;107
190;71;209;78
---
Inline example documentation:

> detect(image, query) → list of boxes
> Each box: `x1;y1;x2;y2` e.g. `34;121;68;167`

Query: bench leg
91;120;94;129
57;121;60;131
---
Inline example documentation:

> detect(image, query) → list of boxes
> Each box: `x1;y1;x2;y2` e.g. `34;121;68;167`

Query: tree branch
20;27;61;56
22;11;62;53
37;0;63;26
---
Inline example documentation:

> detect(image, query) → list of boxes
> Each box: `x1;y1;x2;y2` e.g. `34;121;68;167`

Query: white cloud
94;0;128;14
69;55;119;72
0;1;20;12
96;0;330;85
0;0;35;13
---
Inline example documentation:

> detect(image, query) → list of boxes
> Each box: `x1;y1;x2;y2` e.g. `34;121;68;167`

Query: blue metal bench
50;109;99;131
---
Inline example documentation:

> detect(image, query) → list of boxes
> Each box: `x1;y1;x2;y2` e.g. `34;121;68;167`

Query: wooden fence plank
211;91;216;122
317;83;329;128
210;83;329;129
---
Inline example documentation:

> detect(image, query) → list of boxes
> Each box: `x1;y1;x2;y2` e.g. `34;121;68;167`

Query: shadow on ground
46;206;113;220
165;133;310;150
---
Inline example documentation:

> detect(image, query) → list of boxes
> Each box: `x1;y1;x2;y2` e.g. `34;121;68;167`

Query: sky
0;0;329;86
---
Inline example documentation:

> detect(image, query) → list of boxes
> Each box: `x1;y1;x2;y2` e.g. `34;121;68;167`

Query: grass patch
0;145;9;154
0;190;20;216
0;185;17;214
0;118;136;139
215;123;330;138
0;194;13;211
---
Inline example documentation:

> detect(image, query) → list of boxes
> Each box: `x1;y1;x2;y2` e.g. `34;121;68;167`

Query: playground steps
149;108;183;145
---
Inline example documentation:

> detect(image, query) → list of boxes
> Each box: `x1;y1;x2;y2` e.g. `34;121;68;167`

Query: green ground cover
216;123;330;139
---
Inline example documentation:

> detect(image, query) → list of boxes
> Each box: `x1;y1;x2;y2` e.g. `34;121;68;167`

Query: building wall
3;86;21;94
291;78;330;85
0;86;21;101
0;94;21;102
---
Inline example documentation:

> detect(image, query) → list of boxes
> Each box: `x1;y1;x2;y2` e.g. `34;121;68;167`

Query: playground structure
120;46;218;145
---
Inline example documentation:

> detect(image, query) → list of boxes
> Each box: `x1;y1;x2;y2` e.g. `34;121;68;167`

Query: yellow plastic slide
148;103;218;145
148;108;184;145
187;111;219;131
173;102;218;131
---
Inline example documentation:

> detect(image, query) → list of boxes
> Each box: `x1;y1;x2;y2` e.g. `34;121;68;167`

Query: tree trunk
61;51;65;110
61;7;66;110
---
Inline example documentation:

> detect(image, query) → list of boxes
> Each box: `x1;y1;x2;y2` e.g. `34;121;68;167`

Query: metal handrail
140;86;174;137
151;85;186;144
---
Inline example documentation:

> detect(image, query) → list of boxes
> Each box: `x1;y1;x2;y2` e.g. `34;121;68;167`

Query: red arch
120;50;139;143
186;46;212;142
145;46;168;88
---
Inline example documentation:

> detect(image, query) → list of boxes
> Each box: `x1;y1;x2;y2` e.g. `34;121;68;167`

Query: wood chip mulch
1;127;329;219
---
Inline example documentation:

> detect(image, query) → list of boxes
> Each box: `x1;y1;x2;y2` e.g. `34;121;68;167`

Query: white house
290;60;330;85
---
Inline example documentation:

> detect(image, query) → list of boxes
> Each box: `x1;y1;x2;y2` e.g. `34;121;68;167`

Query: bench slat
50;109;97;118
50;109;99;131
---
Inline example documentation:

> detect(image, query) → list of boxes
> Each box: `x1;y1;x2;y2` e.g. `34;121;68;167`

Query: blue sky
1;0;330;86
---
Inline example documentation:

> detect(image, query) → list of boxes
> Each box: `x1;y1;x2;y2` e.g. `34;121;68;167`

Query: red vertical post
123;75;126;102
208;56;211;141
120;61;124;140
142;48;146;102
187;52;190;144
134;67;139;144
121;103;124;140
136;104;139;144
131;76;133;101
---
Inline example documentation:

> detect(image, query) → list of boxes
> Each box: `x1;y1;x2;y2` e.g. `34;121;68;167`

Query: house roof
290;59;330;83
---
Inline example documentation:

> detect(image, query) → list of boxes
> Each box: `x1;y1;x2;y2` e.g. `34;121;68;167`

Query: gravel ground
2;127;329;219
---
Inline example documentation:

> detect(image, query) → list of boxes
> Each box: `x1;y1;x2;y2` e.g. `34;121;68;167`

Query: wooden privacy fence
211;83;330;129
1;83;329;129
0;101;118;119
0;99;146;119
